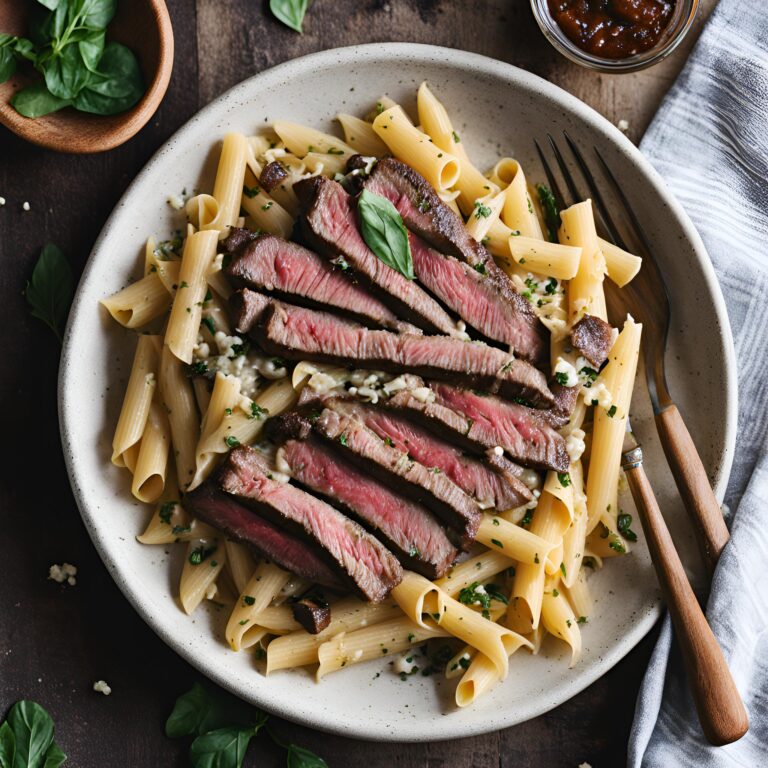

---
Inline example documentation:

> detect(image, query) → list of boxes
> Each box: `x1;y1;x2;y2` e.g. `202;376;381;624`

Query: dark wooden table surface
0;1;716;765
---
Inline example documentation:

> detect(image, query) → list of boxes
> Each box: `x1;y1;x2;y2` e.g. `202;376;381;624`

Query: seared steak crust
571;314;614;368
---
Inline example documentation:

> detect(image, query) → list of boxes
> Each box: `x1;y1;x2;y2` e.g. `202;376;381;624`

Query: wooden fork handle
655;403;730;577
625;463;748;746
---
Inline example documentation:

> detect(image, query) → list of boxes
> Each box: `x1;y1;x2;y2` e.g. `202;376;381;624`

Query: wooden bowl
0;0;173;153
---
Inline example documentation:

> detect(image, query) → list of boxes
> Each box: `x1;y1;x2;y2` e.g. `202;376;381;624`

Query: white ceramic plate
59;44;737;741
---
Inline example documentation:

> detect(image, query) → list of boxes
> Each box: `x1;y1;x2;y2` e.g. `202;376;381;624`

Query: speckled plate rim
59;43;737;741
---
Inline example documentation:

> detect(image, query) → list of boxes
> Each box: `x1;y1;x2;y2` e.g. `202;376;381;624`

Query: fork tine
594;147;656;257
563;132;627;250
547;134;582;205
534;139;568;213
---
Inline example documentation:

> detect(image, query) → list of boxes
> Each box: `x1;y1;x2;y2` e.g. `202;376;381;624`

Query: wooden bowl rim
0;0;174;154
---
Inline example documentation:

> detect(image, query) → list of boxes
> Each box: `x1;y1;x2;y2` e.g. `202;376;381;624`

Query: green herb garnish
357;189;414;280
269;0;312;34
24;243;73;343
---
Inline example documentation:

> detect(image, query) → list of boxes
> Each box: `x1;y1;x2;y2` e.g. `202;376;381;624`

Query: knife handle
655;403;730;578
624;461;748;746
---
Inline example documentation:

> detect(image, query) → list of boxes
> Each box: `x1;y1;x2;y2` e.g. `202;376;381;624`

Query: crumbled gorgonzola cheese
22;201;30;211
554;357;579;387
565;428;586;462
48;563;77;586
93;680;112;696
411;387;435;403
393;653;418;674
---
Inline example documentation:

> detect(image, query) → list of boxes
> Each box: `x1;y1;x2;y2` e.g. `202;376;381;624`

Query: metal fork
536;133;730;580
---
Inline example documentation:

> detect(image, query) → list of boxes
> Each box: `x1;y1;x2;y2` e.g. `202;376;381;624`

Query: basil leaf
12;38;37;64
74;42;143;114
0;722;15;768
166;683;261;739
287;745;329;768
42;743;66;768
78;29;104;72
42;44;92;99
11;82;71;118
36;0;63;10
270;0;311;33
0;41;16;84
357;189;414;280
73;0;117;30
7;701;55;768
189;726;257;768
24;243;74;343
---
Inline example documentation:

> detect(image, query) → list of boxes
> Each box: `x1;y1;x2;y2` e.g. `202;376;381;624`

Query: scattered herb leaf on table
24;243;74;343
0;700;66;768
270;0;312;34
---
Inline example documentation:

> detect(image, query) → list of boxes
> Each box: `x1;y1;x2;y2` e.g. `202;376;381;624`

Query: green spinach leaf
286;744;329;768
41;43;92;99
78;29;104;72
165;683;260;740
0;38;16;83
189;726;260;768
7;701;55;768
270;0;311;33
11;81;71;117
42;743;66;768
0;722;15;768
357;189;414;280
74;0;118;31
74;41;143;114
24;243;74;342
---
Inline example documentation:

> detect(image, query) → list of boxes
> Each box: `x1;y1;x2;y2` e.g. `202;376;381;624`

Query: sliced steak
230;289;271;334
429;384;569;472
279;436;457;578
326;399;532;511
294;175;457;335
408;233;547;360
544;383;580;428
363;158;548;363
225;233;415;332
571;314;614;368
240;295;554;407
185;483;344;590
260;161;289;193
223;227;260;254
217;445;403;602
292;596;331;634
313;408;481;549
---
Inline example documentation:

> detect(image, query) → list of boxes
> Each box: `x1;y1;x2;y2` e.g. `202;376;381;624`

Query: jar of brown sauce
547;0;676;59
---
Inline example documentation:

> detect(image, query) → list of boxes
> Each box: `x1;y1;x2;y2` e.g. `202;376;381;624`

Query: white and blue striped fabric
628;0;768;765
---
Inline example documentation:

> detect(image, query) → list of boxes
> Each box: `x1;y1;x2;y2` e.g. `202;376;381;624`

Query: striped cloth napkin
628;0;768;765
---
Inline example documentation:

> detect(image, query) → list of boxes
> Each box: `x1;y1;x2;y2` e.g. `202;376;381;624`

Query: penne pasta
131;400;171;503
240;168;294;238
600;237;643;287
372;105;460;191
165;230;218;363
336;113;388;157
508;236;582;280
273;121;355;159
111;335;160;467
101;272;171;329
179;535;227;614
500;161;545;239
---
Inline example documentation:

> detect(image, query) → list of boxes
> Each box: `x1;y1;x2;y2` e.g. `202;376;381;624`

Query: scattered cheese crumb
0;196;6;206
493;446;504;457
578;763;593;768
393;653;417;674
93;680;112;696
22;201;30;211
167;194;185;210
48;563;77;586
617;119;629;133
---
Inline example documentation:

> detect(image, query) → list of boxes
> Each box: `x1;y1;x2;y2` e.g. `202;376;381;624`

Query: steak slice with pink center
326;399;532;511
363;158;548;362
313;408;481;549
294;175;458;335
224;231;416;333
279;436;457;578
185;483;345;591
216;445;402;602
232;291;554;407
